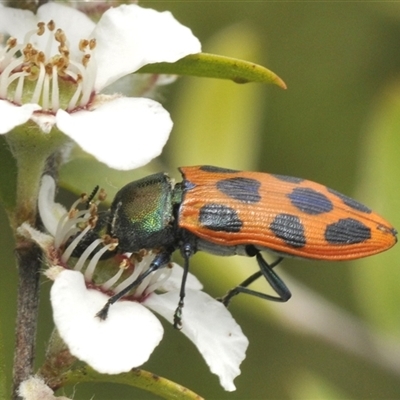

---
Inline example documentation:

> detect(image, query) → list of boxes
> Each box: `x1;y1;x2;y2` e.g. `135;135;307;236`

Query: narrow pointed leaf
138;53;287;88
61;366;204;400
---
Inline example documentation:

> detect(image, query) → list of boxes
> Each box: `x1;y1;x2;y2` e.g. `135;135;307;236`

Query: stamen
51;64;59;111
55;209;90;248
0;38;20;70
60;224;91;262
79;58;96;107
67;74;82;111
114;256;152;295
55;29;66;46
79;39;89;52
72;236;102;272
101;259;129;291
89;39;96;50
36;22;45;36
134;273;154;298
23;28;40;45
42;69;50;110
47;20;55;32
31;62;45;104
1;19;97;113
44;22;56;59
14;73;26;104
84;242;115;281
144;268;173;295
0;56;25;97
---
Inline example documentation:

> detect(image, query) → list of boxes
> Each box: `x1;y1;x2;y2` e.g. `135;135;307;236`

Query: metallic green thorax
109;173;180;253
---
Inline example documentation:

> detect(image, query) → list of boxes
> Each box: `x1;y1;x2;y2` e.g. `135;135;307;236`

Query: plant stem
11;240;42;400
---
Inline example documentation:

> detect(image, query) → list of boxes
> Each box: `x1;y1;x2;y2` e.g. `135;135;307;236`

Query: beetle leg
174;242;194;330
218;255;291;306
256;253;291;301
95;250;172;320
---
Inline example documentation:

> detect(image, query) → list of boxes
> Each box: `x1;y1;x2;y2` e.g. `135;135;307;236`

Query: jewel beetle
88;165;397;328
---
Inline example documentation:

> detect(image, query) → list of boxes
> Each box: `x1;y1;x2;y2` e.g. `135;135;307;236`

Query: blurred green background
2;1;400;399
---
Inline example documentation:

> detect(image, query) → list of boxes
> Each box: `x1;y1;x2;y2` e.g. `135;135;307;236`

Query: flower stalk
12;240;42;400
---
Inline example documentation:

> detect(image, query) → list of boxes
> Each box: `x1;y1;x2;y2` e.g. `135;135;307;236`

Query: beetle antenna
86;185;99;208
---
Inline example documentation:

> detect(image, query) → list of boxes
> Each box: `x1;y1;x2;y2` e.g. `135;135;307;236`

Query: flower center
51;188;171;302
0;20;96;112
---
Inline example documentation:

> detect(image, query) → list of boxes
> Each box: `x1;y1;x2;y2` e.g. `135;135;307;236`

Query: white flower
0;3;201;170
19;175;248;391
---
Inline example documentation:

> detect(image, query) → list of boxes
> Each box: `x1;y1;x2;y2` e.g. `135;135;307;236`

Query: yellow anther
103;236;119;251
47;20;55;32
37;22;45;36
89;202;98;215
82;54;91;67
6;37;17;49
58;45;69;59
98;189;107;202
34;51;45;65
88;214;98;229
55;29;66;45
54;56;67;71
80;192;89;202
23;43;33;58
89;39;96;50
119;259;129;270
68;208;79;219
79;39;89;52
45;63;53;75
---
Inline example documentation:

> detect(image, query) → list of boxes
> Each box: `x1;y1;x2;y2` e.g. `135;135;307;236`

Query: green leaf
61;366;204;400
166;24;269;170
138;52;287;89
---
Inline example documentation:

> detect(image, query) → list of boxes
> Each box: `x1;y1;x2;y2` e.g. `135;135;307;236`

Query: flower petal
0;4;94;59
92;4;201;90
0;7;37;40
38;175;68;237
36;3;95;56
145;290;248;391
0;101;41;134
158;263;203;292
56;97;172;170
51;270;163;373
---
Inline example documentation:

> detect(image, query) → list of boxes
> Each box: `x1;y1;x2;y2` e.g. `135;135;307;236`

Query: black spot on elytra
270;213;306;248
217;177;261;203
327;188;372;214
200;165;239;173
325;218;371;245
199;204;243;232
272;174;305;184
288;187;333;215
